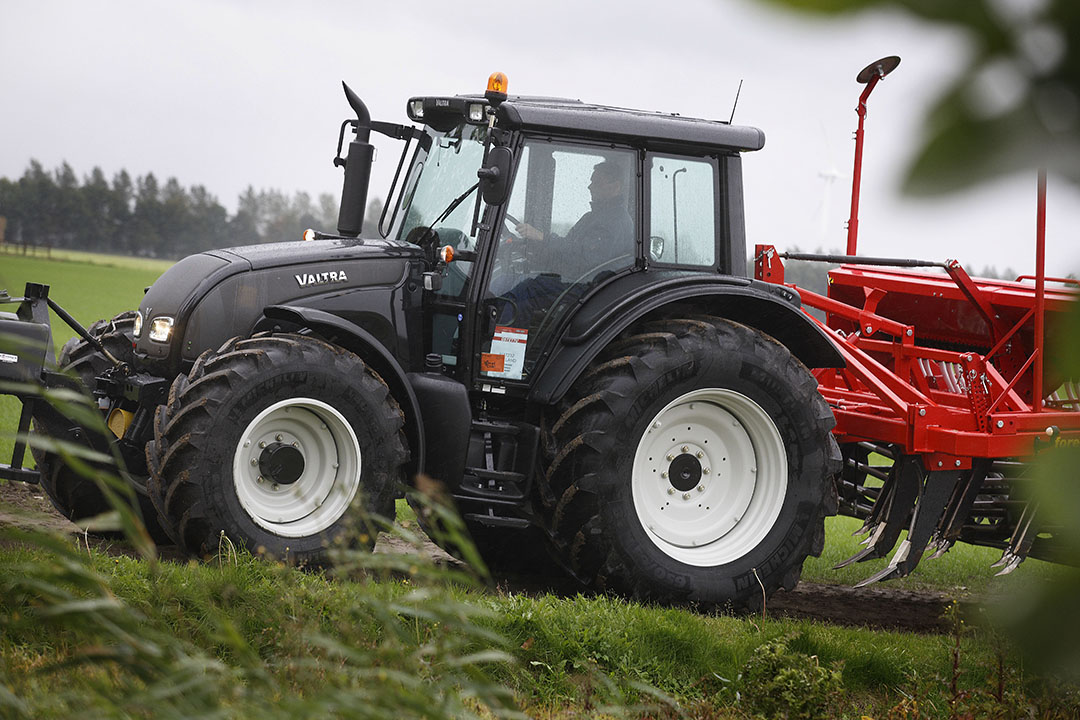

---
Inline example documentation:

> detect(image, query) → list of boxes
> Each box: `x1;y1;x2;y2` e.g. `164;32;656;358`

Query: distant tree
318;192;338;231
363;196;385;237
110;170;134;253
131;173;162;257
81;167;112;252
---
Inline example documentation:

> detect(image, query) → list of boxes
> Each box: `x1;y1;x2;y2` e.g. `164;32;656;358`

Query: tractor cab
374;74;770;395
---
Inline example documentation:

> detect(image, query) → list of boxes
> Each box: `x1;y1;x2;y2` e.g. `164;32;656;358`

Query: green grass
3;531;1073;719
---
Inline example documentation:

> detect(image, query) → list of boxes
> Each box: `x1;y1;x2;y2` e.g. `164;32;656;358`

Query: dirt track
0;480;960;633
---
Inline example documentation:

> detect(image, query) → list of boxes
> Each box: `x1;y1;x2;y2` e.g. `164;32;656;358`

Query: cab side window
648;154;718;268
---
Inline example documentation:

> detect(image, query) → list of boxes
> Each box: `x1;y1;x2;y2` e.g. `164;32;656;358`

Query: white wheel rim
631;388;787;567
232;398;361;538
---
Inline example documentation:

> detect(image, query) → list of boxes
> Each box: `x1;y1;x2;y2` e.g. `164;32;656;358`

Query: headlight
148;316;174;343
409;99;425;119
133;311;143;338
468;103;485;122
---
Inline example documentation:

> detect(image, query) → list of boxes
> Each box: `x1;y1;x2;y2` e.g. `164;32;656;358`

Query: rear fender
253;305;424;480
529;275;844;405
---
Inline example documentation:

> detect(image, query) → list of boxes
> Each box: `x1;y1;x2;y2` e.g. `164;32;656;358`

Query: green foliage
738;636;843;719
986;301;1080;683
755;0;1080;195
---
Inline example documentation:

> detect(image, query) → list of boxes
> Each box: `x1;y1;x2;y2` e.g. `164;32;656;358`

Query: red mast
846;56;900;256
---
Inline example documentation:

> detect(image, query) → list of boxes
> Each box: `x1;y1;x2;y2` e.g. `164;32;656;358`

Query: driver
514;160;632;276
488;158;634;335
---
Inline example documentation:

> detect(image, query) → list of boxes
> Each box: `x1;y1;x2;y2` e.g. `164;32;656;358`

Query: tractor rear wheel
31;312;170;543
544;317;838;610
147;334;406;563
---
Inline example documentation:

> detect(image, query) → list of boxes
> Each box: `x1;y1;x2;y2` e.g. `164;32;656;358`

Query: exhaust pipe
336;82;375;238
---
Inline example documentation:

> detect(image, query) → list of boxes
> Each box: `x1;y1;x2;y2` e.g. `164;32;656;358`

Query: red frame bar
753;229;1078;464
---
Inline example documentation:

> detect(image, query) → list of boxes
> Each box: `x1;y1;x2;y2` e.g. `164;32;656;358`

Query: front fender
530;273;843;406
253;305;424;479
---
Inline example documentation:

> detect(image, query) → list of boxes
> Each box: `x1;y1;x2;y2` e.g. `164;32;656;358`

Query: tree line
0;160;383;259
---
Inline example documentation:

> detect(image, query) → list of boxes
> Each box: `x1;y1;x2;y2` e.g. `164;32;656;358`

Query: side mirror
477;146;513;205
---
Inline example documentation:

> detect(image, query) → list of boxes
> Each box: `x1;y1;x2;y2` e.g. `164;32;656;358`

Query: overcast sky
2;0;1077;276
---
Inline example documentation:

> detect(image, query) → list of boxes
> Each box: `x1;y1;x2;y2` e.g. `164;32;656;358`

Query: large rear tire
31;312;170;542
544;316;839;610
147;334;407;563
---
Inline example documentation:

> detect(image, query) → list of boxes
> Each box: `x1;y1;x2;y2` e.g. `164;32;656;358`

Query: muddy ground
0;480;960;633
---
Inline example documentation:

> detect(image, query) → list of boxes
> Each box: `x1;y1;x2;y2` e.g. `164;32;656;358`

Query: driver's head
589;161;625;204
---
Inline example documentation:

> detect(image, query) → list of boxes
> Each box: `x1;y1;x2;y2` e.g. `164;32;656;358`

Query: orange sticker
481;353;505;373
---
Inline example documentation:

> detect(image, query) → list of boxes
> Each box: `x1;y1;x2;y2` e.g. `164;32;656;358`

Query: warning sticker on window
480;354;505;373
481;326;528;380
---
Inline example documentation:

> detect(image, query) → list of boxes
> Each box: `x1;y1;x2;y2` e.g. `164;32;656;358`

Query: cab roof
495;96;765;153
408;93;765;153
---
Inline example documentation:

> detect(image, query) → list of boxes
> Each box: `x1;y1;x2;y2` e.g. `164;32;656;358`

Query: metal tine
856;470;964;586
994;552;1024;576
854;540;909;587
927;537;954;560
850;461;897;537
843;444;893;536
835;455;922;569
992;501;1039;574
925;459;991;562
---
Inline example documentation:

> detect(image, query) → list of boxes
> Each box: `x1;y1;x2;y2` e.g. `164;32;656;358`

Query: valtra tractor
0;58;1074;610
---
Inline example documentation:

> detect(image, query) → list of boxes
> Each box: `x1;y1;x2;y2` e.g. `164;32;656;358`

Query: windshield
395;123;487;247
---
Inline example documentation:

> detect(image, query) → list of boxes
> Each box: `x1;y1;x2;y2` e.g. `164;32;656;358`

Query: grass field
2;250;1078;718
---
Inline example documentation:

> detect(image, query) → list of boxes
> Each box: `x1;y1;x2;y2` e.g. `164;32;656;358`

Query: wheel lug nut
667;488;675;495
292;442;299;448
250;458;258;466
666;454;674;461
696;451;703;458
661;472;668;479
275;433;283;442
258;441;266;448
256;476;264;484
681;445;689;453
682;493;691;500
272;483;279;491
697;485;705;492
703;467;710;475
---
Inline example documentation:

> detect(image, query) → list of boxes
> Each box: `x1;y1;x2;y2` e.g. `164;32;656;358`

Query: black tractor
1;73;842;610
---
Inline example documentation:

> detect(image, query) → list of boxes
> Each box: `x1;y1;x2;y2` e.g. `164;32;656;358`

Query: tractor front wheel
147;334;406;563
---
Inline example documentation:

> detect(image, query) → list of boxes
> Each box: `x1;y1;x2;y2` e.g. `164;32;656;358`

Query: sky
2;0;1077;277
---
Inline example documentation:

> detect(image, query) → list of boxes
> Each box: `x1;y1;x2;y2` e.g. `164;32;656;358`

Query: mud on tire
543;316;839;610
146;334;407;563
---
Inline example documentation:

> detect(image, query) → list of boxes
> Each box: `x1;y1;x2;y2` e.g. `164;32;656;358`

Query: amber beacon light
485;72;508;104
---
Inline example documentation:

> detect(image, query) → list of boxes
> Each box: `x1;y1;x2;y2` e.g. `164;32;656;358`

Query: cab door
469;138;640;388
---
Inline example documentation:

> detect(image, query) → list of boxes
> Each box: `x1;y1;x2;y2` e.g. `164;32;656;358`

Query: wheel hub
631;389;788;566
668;453;702;492
232;398;362;537
258;442;305;485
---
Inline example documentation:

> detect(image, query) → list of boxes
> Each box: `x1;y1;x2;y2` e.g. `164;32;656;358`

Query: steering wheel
502;212;523;242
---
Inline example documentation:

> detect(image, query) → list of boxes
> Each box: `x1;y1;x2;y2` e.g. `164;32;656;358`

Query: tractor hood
134;237;422;371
